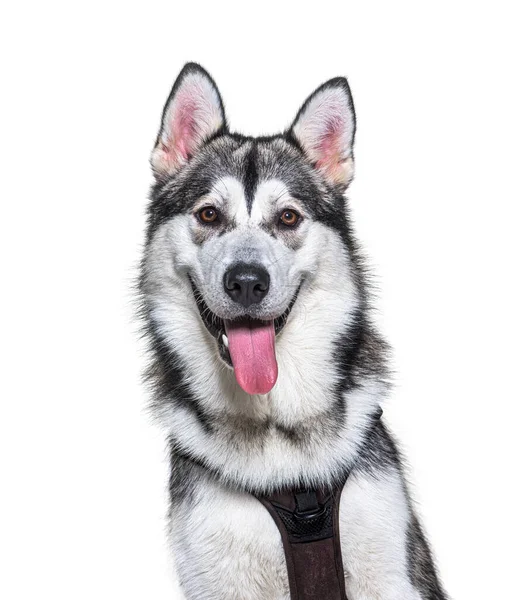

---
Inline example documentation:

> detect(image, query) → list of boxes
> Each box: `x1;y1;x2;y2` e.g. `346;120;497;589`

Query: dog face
143;64;358;396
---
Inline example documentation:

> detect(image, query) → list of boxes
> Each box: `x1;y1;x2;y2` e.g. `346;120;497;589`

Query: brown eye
197;206;219;224
279;209;300;228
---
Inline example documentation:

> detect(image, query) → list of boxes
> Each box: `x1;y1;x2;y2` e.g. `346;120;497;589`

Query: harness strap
256;408;383;599
257;479;348;600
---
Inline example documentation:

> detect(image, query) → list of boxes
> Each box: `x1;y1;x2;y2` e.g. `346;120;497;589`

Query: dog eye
279;209;301;228
197;206;220;224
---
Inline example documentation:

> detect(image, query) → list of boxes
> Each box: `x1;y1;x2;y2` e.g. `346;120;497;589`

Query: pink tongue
224;319;278;395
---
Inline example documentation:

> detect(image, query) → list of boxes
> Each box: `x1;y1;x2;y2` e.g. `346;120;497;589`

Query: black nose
223;263;270;308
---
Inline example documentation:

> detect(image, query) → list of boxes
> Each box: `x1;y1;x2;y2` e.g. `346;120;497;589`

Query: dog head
142;63;360;397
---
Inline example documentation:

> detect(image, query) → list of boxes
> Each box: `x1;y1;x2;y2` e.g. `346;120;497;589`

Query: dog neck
148;276;389;492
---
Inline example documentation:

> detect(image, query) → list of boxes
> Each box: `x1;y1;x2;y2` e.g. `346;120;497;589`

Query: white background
1;1;520;598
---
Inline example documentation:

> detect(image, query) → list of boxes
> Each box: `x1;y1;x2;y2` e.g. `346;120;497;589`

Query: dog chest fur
168;440;422;600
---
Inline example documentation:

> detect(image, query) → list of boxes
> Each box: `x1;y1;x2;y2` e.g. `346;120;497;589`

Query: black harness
257;479;348;599
256;407;382;600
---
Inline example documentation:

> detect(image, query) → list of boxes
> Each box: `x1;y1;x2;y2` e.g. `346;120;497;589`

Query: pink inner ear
164;79;211;164
170;90;199;161
315;117;345;172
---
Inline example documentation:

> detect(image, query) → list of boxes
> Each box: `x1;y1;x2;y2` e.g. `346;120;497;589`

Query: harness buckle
294;490;325;519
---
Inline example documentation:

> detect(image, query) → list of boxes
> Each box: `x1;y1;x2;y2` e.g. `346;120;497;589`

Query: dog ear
289;78;356;190
151;63;227;178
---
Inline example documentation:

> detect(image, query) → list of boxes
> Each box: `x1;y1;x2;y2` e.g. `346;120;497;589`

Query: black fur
407;514;448;599
144;320;215;434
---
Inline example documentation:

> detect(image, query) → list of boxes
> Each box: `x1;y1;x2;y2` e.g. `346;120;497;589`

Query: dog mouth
189;278;301;395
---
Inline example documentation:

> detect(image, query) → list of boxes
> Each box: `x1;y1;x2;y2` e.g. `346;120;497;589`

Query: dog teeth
222;334;229;348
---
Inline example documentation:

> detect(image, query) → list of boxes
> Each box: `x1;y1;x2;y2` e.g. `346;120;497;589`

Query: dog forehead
211;176;291;224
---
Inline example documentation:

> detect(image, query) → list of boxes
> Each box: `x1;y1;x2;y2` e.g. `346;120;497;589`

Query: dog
139;62;448;599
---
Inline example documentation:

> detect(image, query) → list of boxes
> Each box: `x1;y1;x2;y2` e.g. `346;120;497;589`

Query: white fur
341;470;422;600
201;175;251;225
250;179;294;224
